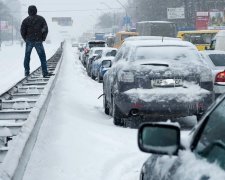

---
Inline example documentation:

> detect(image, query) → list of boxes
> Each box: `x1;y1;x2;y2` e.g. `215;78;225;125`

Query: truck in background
136;21;177;37
95;33;105;41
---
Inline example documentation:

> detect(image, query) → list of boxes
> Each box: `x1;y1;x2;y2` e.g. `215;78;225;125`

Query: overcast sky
19;0;127;39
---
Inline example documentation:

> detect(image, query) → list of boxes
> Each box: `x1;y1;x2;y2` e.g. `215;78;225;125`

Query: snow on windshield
134;46;201;63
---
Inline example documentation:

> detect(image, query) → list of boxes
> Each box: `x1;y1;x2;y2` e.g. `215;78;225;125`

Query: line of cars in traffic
76;36;225;179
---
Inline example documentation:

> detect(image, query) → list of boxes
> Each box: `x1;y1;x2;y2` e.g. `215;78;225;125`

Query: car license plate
152;79;183;87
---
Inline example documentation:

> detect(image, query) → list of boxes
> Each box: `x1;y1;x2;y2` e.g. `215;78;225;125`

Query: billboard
167;8;185;19
52;17;73;26
208;11;225;30
196;12;209;30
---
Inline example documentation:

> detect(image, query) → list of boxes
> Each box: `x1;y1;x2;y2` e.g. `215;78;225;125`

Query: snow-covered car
125;36;182;42
201;50;225;98
86;47;104;76
96;57;114;83
138;94;225;180
91;48;117;80
103;40;213;126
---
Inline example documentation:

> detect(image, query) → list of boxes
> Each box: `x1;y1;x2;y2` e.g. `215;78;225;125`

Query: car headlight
118;71;134;82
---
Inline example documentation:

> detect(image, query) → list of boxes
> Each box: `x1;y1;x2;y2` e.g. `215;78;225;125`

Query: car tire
87;65;91;77
91;71;96;80
196;113;203;122
104;96;110;115
112;97;124;126
97;72;102;83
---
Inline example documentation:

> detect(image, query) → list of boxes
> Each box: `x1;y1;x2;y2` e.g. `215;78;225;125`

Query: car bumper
214;84;225;98
114;88;213;119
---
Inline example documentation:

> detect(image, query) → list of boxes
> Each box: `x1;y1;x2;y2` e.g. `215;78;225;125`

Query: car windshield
208;54;225;66
134;46;201;62
195;97;225;169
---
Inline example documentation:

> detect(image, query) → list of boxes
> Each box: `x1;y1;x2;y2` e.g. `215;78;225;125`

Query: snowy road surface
23;42;149;180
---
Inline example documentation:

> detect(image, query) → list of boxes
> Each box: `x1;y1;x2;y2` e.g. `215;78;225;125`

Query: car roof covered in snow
101;47;117;51
125;36;181;41
124;40;197;49
201;50;225;55
90;47;106;51
101;56;115;61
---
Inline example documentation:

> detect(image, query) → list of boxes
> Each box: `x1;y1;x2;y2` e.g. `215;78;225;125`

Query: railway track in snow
0;44;64;180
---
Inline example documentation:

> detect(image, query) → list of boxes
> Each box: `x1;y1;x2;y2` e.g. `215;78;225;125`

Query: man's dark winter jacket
20;6;48;42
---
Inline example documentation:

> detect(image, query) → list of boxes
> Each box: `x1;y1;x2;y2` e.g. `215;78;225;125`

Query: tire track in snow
100;152;148;180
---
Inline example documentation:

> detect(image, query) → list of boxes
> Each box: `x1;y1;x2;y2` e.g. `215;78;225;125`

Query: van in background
177;30;219;51
136;21;177;37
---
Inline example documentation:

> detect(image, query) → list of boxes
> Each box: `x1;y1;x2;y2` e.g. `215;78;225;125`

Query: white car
86;47;105;76
91;48;117;80
201;50;225;98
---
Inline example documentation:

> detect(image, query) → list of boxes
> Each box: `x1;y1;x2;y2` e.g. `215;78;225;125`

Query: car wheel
196;113;203;122
139;172;144;180
97;72;102;83
87;66;91;77
91;71;96;80
112;97;124;126
104;96;110;115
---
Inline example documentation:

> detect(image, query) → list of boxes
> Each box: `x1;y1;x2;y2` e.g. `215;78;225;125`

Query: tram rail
0;44;64;180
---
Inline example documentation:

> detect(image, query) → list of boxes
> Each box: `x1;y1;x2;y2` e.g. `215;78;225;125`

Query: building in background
129;0;225;31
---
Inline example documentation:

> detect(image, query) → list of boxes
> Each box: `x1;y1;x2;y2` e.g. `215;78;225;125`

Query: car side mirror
102;60;112;68
138;123;181;155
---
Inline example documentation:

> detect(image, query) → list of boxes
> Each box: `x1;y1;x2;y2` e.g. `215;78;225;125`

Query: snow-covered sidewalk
0;42;59;95
23;42;148;180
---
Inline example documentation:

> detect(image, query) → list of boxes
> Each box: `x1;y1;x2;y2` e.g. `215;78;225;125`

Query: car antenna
162;36;164;42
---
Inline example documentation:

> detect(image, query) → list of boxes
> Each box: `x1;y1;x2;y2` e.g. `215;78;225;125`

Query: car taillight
215;71;225;82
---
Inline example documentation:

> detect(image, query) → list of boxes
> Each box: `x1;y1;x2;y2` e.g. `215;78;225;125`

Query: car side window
123;46;130;60
195;98;225;169
114;46;125;62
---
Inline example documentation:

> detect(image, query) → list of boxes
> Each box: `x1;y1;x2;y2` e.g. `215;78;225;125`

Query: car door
104;45;126;104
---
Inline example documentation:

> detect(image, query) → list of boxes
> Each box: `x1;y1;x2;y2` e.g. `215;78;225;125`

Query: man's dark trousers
24;41;48;76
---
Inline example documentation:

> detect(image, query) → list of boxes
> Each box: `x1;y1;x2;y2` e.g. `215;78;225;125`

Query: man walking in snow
20;5;51;77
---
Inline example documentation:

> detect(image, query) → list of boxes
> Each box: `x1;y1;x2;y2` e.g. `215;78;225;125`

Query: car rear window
89;42;106;48
208;54;225;66
94;50;103;55
134;46;201;63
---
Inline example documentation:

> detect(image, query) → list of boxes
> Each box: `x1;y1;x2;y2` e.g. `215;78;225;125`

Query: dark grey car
138;93;225;179
103;40;213;126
